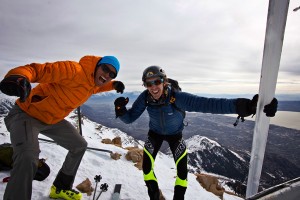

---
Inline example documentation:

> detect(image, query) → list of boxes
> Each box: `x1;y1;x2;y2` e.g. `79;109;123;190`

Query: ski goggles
144;78;164;87
100;64;117;79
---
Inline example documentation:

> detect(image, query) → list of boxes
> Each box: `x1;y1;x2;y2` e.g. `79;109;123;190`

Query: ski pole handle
93;175;102;200
96;183;109;200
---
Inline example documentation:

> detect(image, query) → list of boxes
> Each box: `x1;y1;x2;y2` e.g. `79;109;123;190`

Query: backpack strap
169;89;186;119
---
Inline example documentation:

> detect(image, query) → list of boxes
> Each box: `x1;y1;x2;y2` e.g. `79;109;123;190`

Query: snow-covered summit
184;134;249;187
0;105;242;199
186;135;221;152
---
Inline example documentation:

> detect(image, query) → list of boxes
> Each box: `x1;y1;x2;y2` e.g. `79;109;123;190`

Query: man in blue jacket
114;66;277;200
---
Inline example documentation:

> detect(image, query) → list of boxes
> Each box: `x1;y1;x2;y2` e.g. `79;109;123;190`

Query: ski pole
96;183;109;200
93;175;102;200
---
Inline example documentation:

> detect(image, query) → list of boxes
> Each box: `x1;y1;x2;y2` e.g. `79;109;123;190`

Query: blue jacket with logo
119;87;237;135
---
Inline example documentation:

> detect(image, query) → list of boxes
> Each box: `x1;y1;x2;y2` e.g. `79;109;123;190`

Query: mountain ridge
0;100;243;199
0;94;299;197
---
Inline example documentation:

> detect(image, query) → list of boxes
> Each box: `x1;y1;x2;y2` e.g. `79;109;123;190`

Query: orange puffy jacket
5;55;116;124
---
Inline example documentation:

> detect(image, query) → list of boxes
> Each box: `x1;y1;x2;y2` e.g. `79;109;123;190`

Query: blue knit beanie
98;56;120;74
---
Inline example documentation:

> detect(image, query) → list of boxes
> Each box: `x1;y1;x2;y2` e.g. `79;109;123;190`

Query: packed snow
0;111;243;200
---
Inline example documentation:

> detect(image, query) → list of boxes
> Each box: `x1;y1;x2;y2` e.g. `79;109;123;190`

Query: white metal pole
246;0;289;198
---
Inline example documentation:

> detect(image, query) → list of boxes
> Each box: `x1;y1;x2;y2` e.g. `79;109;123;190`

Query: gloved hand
263;98;278;117
0;75;31;102
113;81;125;94
114;97;129;118
236;94;259;118
234;94;278;126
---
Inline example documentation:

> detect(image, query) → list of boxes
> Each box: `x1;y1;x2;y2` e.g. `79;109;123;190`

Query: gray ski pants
3;105;87;200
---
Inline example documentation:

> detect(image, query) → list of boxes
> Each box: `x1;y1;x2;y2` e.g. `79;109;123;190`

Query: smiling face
94;64;117;86
144;77;166;100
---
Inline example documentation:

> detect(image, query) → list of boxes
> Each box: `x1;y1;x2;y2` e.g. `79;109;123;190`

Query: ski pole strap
233;115;245;126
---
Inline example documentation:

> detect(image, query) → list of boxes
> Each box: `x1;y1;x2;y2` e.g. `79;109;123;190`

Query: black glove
113;81;125;94
0;75;31;102
234;94;278;126
114;97;129;118
236;94;258;118
263;98;278;117
234;94;258;126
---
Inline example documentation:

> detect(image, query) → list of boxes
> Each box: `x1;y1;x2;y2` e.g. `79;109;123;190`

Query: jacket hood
79;55;102;86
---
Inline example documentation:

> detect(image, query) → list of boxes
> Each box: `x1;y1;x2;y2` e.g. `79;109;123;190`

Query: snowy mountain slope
0;109;243;200
185;135;249;183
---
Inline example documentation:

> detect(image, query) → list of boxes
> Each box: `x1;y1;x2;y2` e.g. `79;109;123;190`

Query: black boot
173;185;186;200
53;171;74;190
146;180;160;200
51;171;82;200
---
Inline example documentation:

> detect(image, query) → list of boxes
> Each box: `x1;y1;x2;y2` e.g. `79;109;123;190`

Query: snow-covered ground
0;112;243;200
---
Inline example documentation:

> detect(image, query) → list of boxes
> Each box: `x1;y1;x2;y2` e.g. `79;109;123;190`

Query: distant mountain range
1;93;299;195
88;91;300;112
92;91;300;100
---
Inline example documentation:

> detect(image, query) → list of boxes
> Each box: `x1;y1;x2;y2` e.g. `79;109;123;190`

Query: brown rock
126;148;143;162
101;138;112;144
110;152;122;160
76;178;94;196
125;147;144;170
134;161;143;170
112;136;122;147
196;173;224;199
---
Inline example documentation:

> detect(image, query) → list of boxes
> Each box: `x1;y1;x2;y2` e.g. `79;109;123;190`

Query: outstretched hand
114;97;129;118
113;81;125;94
236;94;258;118
0;75;31;102
263;98;278;117
234;94;278;126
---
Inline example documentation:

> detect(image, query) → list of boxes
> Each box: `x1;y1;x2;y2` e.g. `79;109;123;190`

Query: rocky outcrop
195;173;225;199
125;147;143;170
76;178;94;196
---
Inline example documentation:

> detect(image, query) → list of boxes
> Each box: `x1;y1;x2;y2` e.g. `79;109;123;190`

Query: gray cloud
0;0;299;95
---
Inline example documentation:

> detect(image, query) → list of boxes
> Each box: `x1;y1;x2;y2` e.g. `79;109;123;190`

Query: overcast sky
0;0;299;96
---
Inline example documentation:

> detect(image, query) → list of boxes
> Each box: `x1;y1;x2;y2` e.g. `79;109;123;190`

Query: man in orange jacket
0;55;125;200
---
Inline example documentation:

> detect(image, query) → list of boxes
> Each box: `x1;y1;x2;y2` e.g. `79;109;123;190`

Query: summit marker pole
246;0;289;198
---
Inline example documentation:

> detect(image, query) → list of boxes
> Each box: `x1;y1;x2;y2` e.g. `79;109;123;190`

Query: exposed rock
101;136;122;147
112;136;122;147
126;148;143;162
196;173;224;199
76;178;94;196
111;152;122;160
134;161;143;170
101;138;112;144
226;181;246;198
125;147;144;170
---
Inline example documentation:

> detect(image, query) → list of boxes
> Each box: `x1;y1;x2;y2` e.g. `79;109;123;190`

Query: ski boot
49;185;82;200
